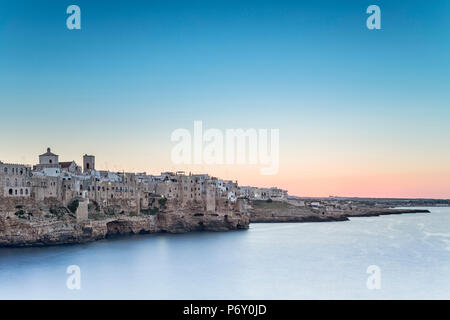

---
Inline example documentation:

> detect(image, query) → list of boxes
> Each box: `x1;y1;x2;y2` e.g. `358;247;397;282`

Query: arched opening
8;189;13;195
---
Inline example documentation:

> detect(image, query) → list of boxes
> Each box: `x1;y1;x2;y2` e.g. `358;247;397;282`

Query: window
3;167;7;174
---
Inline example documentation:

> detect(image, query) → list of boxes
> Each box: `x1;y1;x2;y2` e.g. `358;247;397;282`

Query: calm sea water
0;207;449;299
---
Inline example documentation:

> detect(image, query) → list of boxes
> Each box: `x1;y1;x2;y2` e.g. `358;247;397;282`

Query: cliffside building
1;148;288;215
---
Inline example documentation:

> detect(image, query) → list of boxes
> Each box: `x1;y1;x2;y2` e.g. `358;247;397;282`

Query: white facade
39;148;59;166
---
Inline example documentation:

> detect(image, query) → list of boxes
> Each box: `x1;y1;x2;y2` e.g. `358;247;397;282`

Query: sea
0;207;449;299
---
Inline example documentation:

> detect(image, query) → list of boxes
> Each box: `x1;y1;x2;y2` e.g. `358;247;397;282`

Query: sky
0;0;449;198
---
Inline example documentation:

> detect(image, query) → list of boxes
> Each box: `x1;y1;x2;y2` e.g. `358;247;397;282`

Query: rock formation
248;200;430;223
0;197;249;247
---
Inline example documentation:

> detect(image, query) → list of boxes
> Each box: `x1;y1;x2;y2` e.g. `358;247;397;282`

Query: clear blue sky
0;0;449;197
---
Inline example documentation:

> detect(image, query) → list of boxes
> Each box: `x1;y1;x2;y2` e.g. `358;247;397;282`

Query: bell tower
83;154;95;173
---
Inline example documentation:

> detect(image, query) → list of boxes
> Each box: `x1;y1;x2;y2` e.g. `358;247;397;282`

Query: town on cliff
0;147;288;218
0;148;440;247
0;148;288;246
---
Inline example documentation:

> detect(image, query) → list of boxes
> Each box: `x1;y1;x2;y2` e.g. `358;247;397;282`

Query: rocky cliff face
249;200;430;223
0;198;249;247
249;200;347;222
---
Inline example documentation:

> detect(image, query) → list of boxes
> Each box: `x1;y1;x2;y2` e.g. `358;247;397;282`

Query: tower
83;154;95;173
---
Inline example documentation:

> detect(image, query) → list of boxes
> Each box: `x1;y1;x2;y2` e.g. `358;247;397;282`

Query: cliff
0;197;431;247
249;200;430;223
0;197;249;247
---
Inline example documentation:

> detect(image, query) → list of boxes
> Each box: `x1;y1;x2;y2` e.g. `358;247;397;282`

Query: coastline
0;210;249;248
0;199;433;247
248;200;430;223
1;206;447;300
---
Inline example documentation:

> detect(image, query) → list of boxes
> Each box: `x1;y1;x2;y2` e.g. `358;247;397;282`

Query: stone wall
76;199;89;221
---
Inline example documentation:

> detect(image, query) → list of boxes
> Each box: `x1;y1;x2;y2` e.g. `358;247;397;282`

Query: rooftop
39;147;58;157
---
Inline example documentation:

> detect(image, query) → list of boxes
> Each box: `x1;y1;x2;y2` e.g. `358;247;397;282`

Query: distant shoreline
0;198;435;248
248;200;430;223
